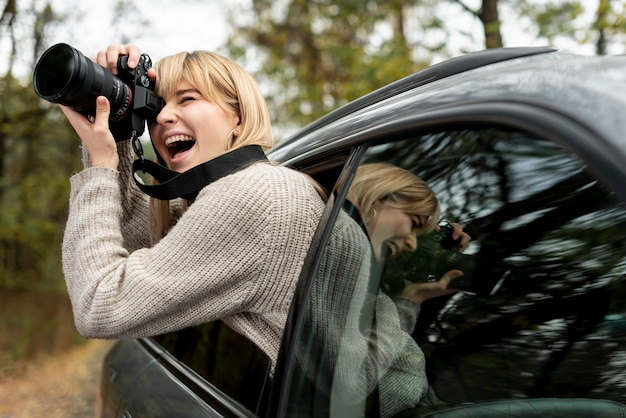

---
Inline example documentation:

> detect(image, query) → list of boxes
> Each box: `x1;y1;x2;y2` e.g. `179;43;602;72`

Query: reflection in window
152;322;271;413
368;129;626;405
287;127;626;418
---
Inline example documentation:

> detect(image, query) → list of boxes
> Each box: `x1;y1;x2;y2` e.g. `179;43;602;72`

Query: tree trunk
481;0;503;48
594;0;610;55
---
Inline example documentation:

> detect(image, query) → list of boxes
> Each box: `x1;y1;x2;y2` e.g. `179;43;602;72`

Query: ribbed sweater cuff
69;167;120;201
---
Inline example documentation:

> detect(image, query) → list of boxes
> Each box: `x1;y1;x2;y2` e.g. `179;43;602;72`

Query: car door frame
267;98;626;418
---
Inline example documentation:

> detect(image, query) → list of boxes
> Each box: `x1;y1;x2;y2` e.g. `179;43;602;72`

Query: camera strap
131;145;268;201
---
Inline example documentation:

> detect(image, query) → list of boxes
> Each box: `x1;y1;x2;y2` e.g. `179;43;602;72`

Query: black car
98;47;626;417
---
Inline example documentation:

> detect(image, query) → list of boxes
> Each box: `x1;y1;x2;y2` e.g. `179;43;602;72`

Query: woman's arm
62;163;321;339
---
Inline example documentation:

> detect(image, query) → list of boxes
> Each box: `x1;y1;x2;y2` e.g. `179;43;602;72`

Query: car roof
269;47;626;166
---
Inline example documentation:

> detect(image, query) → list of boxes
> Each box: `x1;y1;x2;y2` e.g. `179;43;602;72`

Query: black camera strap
131;145;268;201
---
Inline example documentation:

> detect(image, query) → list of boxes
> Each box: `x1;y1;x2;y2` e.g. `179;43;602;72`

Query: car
97;46;626;417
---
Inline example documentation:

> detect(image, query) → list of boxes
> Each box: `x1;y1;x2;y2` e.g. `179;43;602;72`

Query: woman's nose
155;102;176;124
404;234;417;252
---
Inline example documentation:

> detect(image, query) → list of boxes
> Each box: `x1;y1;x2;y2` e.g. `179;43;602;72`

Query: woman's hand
399;269;463;304
446;222;471;252
60;96;118;169
95;43;156;81
60;43;157;169
96;43;141;73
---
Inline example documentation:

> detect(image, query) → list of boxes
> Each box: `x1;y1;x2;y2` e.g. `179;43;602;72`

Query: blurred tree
516;1;585;45
0;74;80;290
0;0;81;290
227;0;626;134
452;0;503;48
110;0;151;45
226;0;431;132
1;0;17;75
591;0;626;55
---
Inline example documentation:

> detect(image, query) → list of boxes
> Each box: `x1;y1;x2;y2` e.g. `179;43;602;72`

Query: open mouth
383;241;399;259
165;135;196;159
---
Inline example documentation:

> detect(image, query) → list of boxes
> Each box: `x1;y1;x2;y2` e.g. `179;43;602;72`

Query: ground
0;339;114;418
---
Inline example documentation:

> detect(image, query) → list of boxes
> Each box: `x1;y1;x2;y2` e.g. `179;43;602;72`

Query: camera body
409;223;478;286
116;54;163;138
33;43;164;141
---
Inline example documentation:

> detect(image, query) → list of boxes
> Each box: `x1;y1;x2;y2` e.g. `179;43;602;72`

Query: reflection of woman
347;163;470;301
332;163;470;416
60;44;326;368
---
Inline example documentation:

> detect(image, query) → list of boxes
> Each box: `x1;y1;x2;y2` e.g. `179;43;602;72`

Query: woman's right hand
59;44;151;169
60;96;119;169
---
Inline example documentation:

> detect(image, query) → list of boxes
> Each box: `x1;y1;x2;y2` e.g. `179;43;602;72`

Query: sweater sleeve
299;211;428;417
393;297;421;333
62;163;317;340
116;140;151;250
79;139;151;250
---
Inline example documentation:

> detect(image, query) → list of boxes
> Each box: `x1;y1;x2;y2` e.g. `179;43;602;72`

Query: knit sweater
299;209;429;417
61;141;325;365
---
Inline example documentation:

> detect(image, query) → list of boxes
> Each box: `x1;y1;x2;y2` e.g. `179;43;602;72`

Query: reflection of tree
371;129;510;223
365;129;626;403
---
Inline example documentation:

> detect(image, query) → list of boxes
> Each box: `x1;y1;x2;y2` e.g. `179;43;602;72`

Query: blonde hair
152;50;273;150
347;163;440;234
147;50;274;244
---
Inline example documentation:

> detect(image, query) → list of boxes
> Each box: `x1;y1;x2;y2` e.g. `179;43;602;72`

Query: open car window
283;127;626;417
152;321;272;414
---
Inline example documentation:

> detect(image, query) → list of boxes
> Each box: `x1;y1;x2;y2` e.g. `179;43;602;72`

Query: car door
270;107;626;417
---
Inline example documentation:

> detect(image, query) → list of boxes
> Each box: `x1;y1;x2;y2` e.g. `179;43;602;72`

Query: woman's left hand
399;269;463;304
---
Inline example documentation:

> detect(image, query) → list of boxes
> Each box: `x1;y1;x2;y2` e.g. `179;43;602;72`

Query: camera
382;222;504;297
33;43;163;141
431;222;461;250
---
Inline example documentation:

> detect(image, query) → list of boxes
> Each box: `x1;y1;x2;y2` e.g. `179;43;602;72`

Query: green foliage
591;0;626;55
0;74;82;290
0;289;81;370
0;0;83;291
227;0;429;132
518;0;585;42
228;0;626;136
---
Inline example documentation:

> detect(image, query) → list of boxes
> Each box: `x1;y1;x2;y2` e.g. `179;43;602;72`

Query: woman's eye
180;96;195;104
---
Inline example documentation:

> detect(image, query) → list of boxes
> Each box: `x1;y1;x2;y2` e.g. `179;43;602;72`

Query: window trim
140;337;258;418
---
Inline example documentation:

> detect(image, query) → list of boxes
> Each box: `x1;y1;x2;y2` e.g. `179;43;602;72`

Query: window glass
391;130;626;407
152;321;271;413
286;128;626;417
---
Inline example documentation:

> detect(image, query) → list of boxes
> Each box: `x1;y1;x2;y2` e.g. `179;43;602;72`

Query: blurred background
0;0;624;416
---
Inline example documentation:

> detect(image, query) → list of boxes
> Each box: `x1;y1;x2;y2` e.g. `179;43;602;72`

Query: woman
347;162;470;302
305;163;470;417
60;44;325;368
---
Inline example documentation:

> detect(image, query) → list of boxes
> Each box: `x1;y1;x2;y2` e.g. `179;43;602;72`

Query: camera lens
33;43;132;121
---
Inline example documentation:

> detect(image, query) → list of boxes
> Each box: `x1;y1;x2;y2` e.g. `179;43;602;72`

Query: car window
283;127;626;417
152;321;272;413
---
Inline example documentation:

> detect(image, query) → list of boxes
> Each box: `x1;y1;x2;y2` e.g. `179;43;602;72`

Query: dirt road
0;339;114;418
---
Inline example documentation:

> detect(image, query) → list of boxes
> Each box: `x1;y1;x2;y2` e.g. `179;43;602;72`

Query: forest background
0;0;625;378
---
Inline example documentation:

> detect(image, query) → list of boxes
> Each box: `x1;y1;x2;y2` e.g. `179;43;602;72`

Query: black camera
382;223;504;297
33;43;163;141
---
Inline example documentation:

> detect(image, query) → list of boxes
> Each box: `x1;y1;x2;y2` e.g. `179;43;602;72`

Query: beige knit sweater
61;141;325;365
300;209;429;417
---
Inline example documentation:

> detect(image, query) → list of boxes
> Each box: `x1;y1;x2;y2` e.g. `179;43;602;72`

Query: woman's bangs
154;52;189;99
